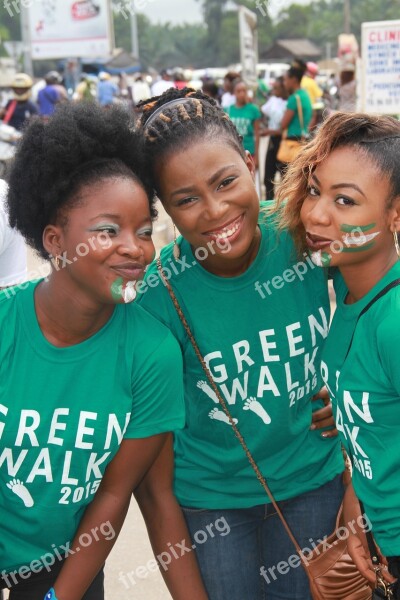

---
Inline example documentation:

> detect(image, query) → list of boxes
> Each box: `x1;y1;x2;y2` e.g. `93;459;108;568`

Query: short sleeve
286;94;297;111
377;316;400;396
261;99;271;117
125;329;185;439
252;104;261;119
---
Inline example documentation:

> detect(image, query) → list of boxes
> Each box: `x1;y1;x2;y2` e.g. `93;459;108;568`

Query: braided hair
137;87;246;189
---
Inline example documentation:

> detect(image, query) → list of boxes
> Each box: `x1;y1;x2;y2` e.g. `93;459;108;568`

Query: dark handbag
344;279;400;600
156;257;372;600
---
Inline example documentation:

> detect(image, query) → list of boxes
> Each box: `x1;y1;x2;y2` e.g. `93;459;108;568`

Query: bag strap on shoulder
156;257;309;562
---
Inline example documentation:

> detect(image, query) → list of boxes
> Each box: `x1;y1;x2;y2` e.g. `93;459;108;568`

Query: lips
305;232;333;251
203;214;244;242
111;263;145;280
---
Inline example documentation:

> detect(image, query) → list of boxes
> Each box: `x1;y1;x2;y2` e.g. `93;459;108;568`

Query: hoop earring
394;231;400;258
54;255;60;269
173;224;180;260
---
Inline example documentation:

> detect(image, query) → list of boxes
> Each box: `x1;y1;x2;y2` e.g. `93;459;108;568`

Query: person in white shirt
151;69;175;97
221;71;240;108
261;76;288;199
0;179;27;287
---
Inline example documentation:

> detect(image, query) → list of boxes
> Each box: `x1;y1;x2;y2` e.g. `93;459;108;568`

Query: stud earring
394;231;400;258
173;224;180;260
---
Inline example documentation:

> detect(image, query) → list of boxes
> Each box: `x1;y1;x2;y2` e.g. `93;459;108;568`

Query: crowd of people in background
0;58;357;200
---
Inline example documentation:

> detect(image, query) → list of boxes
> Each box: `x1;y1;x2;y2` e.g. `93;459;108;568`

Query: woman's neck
34;275;114;347
340;252;399;304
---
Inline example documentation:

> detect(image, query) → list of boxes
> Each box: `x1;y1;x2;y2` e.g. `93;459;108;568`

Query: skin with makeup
276;112;400;595
134;88;347;600
0;103;209;600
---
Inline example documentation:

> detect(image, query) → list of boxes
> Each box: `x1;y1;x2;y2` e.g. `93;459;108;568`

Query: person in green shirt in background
276;112;400;597
226;80;261;167
135;87;345;600
0;102;207;600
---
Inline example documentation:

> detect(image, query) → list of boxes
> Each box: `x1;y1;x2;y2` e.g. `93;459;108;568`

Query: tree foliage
0;0;398;70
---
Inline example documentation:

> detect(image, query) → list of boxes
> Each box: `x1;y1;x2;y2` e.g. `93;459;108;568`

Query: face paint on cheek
341;241;377;253
110;277;138;303
310;250;332;267
342;231;381;246
340;222;376;233
111;277;124;302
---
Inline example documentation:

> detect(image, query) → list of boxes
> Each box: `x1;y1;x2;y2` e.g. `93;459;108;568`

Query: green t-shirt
226;103;261;154
0;280;185;574
286;89;312;138
321;262;400;555
137;204;344;509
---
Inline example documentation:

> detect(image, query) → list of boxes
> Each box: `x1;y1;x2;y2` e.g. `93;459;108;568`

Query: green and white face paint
340;223;380;252
308;223;381;266
309;251;332;267
111;277;137;303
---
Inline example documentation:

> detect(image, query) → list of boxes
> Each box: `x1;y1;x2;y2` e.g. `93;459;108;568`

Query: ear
244;150;256;181
389;196;400;233
42;224;64;260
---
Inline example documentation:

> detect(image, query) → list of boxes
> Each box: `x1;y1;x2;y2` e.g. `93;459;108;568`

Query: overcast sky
138;0;310;24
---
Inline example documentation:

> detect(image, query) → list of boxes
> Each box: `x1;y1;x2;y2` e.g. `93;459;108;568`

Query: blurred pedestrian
38;71;60;117
97;72;119;107
0;73;38;131
226;79;261;167
338;67;357;112
151;69;174;96
0;179;26;288
261;76;288;199
221;71;240;108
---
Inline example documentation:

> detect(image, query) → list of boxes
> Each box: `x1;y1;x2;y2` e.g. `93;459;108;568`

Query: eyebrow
311;174;366;198
170;165;237;198
89;213;121;221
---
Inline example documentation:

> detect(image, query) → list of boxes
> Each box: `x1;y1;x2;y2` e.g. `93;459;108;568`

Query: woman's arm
52;433;168;600
263;109;295;136
253;119;260;169
134;434;208;600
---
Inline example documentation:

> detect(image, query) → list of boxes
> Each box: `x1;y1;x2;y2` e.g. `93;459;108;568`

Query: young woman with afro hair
0;102;208;600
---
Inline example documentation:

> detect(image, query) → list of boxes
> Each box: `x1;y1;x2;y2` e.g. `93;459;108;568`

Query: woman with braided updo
135;88;346;600
0;102;207;600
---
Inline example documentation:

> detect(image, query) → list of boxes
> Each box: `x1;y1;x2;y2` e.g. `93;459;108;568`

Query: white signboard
27;0;113;59
361;19;400;114
239;6;258;87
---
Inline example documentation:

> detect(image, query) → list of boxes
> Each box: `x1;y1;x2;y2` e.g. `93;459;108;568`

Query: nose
203;194;228;224
116;232;148;259
303;196;331;228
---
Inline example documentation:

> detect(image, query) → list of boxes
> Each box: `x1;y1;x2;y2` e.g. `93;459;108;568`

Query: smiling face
300;146;399;269
44;177;155;304
155;140;260;276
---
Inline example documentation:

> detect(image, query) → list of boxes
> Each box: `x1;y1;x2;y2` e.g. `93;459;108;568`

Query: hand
310;386;338;438
343;483;396;588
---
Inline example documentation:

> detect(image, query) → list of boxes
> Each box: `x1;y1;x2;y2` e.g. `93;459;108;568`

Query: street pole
130;3;139;60
20;4;33;75
344;0;351;34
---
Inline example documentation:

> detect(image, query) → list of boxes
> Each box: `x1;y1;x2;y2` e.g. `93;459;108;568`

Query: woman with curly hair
0;102;207;600
133;87;346;600
275;112;400;596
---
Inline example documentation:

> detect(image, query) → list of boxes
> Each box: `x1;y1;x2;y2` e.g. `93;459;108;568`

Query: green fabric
226;103;261;154
322;262;400;555
286;89;312;137
137;202;344;509
0;280;185;574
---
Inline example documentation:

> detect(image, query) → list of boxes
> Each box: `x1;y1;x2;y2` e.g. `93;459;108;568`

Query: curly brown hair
274;112;400;255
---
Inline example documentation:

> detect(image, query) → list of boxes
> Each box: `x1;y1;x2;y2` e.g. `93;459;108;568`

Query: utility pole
20;4;33;75
344;0;351;34
130;3;139;59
